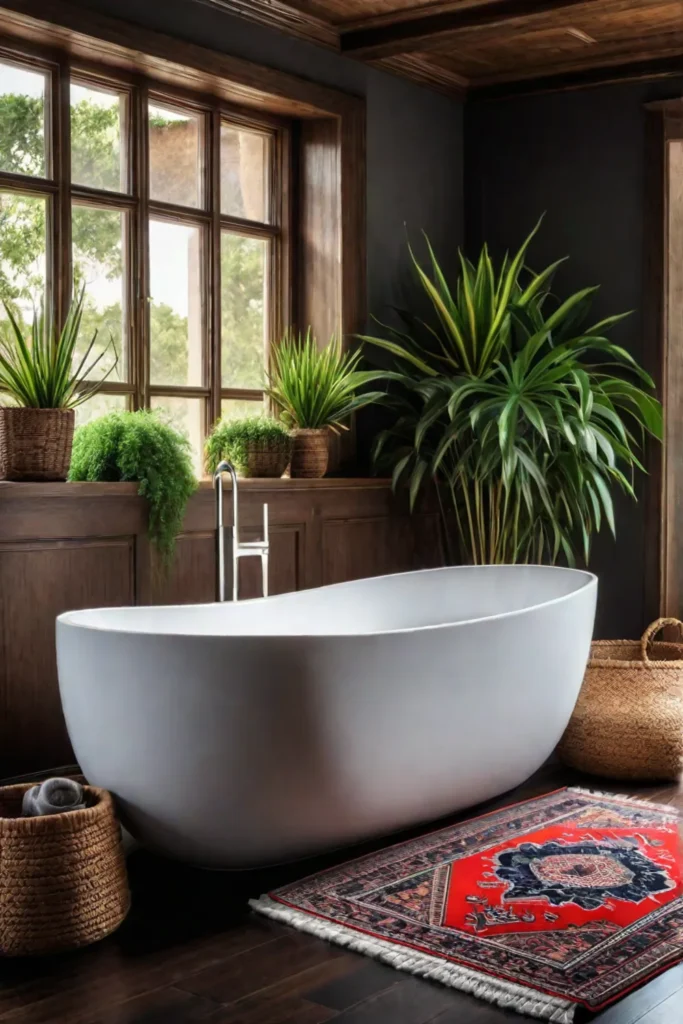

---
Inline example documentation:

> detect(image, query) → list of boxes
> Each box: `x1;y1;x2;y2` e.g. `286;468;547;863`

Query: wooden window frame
0;0;366;472
0;36;291;470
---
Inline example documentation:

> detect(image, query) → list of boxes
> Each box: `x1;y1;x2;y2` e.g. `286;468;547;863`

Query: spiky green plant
69;410;197;563
266;329;386;431
361;222;662;566
0;289;114;408
205;415;291;476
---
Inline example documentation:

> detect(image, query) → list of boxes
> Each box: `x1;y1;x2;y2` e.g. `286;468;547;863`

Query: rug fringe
567;786;680;816
249;895;575;1023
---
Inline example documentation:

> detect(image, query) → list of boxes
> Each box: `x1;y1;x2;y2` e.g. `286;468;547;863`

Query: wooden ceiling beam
194;0;339;50
340;0;602;60
472;51;683;100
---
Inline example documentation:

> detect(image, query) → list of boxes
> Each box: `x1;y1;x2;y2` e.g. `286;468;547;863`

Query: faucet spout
214;460;269;602
214;461;238;603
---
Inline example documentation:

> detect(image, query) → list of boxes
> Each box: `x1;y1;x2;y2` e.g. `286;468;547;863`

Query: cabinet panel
0;539;134;771
238;525;303;599
153;533;216;606
322;513;443;585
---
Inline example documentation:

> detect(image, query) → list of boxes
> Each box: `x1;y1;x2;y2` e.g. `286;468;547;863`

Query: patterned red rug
251;788;683;1022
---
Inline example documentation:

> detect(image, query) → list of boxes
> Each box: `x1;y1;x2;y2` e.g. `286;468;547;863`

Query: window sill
0;476;390;499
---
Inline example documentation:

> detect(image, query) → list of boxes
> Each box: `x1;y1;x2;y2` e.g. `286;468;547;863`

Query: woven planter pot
0;784;130;956
238;438;292;479
558;618;683;781
290;428;328;479
0;407;75;481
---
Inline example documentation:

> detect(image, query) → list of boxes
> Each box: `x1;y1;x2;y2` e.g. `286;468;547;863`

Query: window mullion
209;106;221;431
277;124;293;344
54;57;71;331
133;81;150;411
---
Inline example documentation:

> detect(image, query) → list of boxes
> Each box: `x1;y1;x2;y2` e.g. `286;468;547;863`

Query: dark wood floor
2;762;683;1024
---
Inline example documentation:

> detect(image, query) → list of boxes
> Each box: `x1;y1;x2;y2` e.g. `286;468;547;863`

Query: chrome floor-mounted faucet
214;460;269;602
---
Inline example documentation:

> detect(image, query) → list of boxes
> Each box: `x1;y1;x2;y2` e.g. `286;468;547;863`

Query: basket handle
640;618;683;661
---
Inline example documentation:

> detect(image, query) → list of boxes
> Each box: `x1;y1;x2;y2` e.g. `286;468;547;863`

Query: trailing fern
69;410;197;563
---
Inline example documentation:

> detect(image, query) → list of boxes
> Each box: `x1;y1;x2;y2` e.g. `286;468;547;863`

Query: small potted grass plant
205;415;292;478
0;290;113;481
266;329;385;478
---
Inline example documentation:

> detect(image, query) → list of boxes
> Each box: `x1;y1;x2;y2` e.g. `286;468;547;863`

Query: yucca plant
0;289;114;408
266;329;386;431
361;222;662;566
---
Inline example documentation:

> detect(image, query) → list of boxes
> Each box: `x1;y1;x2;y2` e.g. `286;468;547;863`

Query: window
0;53;288;474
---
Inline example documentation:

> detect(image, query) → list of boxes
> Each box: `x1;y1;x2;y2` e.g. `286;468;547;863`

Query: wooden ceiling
198;0;683;97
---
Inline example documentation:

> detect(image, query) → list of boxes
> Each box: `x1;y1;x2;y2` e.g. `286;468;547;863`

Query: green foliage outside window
0;93;266;393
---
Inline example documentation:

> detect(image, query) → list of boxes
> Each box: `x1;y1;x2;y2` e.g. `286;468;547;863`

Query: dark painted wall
75;0;464;322
466;80;680;638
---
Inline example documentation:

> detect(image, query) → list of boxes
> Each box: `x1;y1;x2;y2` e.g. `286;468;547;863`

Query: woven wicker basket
239;438;292;478
0;784;130;956
0;407;75;481
290;428;328;478
558;618;683;781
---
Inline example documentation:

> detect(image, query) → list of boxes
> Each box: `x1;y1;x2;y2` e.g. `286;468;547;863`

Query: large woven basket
0;784;130;956
239;438;292;478
0;407;75;481
290;428;328;478
558;618;683;781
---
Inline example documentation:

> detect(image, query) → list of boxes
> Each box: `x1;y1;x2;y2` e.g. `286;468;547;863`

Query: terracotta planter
0;407;75;481
290;428;329;479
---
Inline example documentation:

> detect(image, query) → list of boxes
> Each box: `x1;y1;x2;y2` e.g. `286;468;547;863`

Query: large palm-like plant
361;223;662;566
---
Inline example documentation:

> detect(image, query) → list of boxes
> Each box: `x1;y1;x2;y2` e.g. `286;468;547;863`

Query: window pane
150;219;204;386
71;82;127;192
221;397;265;420
151;396;204;477
75;391;127;428
220;125;270;222
0;192;46;330
149;102;203;209
221;233;268;389
72;204;128;382
0;62;47;178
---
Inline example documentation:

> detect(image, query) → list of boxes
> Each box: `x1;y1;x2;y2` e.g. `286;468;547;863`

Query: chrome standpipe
214;461;269;602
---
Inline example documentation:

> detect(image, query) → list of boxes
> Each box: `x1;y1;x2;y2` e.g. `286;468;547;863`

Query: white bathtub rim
56;564;597;640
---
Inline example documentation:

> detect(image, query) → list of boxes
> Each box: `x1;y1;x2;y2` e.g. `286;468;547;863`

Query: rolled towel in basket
22;778;86;817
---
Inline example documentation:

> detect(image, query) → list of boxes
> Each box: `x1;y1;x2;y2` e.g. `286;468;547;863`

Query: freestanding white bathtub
56;565;597;868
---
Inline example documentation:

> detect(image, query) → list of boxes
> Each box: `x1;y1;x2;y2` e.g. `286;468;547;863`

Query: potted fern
266;330;385;478
68;410;197;564
0;291;113;481
205;416;292;478
362;223;662;566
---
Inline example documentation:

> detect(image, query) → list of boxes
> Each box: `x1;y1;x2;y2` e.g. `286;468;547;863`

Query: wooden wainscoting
0;478;442;775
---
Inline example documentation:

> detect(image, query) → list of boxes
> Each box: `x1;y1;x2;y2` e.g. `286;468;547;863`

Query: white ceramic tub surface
57;565;597;867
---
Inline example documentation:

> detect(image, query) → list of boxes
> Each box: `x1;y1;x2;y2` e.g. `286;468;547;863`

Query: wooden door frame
643;99;683;622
